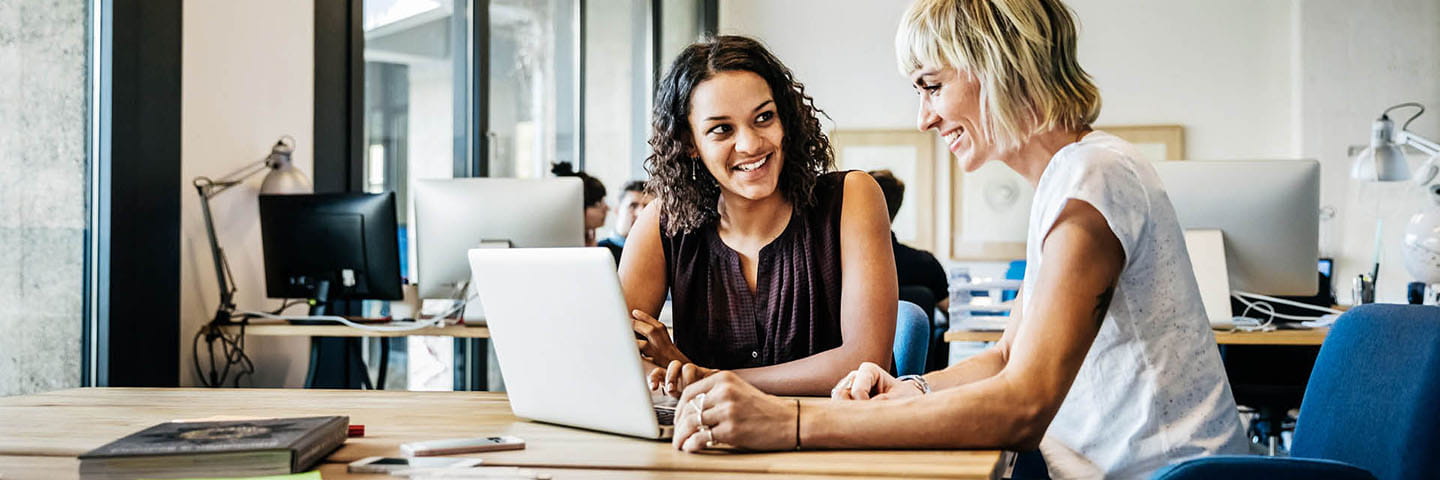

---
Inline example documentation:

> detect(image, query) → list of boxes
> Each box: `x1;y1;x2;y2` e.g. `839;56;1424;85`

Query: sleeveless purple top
661;171;848;370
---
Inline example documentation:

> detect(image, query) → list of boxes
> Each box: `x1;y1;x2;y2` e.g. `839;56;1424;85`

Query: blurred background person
551;162;610;247
599;180;653;264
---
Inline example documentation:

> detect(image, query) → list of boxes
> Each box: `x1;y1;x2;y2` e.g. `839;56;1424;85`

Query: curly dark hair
645;35;835;236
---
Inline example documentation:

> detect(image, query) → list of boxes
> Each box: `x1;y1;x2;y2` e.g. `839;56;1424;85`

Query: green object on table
154;472;322;480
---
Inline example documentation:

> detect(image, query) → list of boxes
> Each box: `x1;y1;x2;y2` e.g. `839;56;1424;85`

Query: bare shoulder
841;170;885;202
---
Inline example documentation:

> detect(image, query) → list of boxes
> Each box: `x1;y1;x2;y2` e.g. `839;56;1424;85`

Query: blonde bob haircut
897;0;1100;151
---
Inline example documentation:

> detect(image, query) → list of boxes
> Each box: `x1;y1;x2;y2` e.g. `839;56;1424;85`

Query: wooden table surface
0;388;1000;479
0;456;982;480
945;327;1329;346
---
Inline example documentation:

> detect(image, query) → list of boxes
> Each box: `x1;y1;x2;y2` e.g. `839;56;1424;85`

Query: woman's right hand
831;362;922;400
648;360;717;398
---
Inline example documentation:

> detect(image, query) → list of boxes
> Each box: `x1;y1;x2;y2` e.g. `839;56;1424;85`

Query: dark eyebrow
703;99;775;122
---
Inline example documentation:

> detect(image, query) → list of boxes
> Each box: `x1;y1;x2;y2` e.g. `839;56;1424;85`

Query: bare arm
619;202;668;316
621;202;690;368
919;289;1023;391
806;199;1123;449
730;172;898;395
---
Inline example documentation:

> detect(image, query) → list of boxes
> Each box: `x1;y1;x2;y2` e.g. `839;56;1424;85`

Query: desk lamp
1350;103;1440;302
193;136;312;325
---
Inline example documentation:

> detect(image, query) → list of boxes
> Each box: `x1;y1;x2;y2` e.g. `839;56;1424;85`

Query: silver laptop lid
467;247;665;439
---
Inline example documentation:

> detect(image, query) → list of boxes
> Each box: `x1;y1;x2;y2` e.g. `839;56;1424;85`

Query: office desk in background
0;388;1002;480
228;321;490;339
945;327;1329;346
223;320;491;390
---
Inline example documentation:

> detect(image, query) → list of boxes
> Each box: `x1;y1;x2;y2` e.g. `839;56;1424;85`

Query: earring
690;158;699;181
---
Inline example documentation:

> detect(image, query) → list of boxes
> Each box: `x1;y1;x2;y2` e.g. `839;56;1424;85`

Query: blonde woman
666;0;1246;478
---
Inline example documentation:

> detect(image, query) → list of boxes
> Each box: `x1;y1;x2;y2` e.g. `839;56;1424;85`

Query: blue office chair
894;300;929;377
1152;304;1440;480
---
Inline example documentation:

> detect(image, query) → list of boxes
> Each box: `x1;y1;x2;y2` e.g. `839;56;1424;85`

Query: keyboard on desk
654;405;675;426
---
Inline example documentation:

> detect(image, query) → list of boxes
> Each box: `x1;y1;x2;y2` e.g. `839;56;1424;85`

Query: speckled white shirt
1021;131;1247;479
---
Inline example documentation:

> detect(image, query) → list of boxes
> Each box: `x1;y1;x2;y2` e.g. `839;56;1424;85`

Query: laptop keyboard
654;405;675;426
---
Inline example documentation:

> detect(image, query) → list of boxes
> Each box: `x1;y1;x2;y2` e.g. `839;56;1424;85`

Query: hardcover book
78;416;348;480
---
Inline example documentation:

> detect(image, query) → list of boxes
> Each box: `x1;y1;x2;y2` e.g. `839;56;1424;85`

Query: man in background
868;170;949;311
599;180;653;265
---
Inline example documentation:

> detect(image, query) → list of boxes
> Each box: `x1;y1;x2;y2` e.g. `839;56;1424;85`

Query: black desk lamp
193;136;311;325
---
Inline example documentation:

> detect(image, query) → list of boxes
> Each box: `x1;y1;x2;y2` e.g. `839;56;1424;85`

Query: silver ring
705;425;717;449
690;392;708;426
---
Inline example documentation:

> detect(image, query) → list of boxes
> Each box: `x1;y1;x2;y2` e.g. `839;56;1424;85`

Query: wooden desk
0;388;1001;479
227;321;490;339
945;327;1329;346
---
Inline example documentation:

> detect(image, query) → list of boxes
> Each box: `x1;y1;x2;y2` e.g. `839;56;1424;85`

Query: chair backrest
893;300;930;377
1291;304;1440;480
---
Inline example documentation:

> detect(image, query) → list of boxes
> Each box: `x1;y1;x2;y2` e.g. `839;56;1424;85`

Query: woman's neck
716;191;792;243
1003;127;1092;187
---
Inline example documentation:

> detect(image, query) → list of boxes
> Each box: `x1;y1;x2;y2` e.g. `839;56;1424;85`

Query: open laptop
467;247;675;440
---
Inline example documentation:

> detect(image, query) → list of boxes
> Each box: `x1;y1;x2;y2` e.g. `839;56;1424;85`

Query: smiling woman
617;35;900;398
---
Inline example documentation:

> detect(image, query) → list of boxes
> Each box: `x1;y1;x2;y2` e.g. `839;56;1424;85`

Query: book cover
80;416;348;473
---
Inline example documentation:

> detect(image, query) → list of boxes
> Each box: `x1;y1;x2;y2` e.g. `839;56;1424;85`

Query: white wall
1301;0;1440;302
180;0;314;387
722;0;1440;302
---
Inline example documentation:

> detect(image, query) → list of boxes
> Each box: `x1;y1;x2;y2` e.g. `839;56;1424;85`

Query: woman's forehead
690;71;773;119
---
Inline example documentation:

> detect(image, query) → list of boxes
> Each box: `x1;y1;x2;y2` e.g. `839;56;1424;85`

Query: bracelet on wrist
896;374;930;394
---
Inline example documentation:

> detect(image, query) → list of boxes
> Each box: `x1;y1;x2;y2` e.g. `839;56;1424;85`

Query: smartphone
347;456;484;473
400;436;526;457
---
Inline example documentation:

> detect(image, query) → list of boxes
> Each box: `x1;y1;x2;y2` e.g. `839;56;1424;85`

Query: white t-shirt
1020;131;1247;479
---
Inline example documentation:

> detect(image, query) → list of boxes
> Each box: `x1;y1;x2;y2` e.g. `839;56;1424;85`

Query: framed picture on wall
1097;124;1187;161
946;124;1187;261
950;161;1030;261
831;130;935;252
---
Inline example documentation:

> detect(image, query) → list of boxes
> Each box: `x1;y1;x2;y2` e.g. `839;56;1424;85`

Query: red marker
348;424;365;437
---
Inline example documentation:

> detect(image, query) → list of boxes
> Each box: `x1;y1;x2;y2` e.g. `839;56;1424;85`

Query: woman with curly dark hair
619;35;899;397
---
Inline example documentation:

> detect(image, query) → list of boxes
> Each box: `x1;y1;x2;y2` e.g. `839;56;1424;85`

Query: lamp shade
1351;116;1412;182
258;137;312;194
260;164;312;194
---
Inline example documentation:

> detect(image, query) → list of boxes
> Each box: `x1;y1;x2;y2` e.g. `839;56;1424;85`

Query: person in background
551;162;609;247
620;35;898;398
868;169;949;312
599;180;653;265
666;1;1246;478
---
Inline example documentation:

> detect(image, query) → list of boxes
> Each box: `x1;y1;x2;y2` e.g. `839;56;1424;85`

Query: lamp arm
1399;129;1440;157
194;159;271;199
195;183;236;324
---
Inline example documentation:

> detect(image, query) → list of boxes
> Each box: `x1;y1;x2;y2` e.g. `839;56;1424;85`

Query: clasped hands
633;308;923;452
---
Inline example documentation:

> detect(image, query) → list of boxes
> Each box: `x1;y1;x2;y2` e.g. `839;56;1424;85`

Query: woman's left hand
673;371;799;452
633;309;688;367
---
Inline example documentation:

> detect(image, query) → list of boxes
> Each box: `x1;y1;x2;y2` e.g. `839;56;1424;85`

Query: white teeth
735;156;767;172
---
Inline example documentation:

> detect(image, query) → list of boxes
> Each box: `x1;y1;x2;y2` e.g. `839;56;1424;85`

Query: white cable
1232;290;1342;315
241;311;445;332
1229;293;1336;322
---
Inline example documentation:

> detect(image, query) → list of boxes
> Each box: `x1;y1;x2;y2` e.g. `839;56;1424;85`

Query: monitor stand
459;239;511;325
1184;229;1233;328
289;279;336;325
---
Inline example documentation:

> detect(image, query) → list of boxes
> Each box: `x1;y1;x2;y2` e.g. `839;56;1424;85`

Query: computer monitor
1153;160;1320;296
258;193;404;308
413;177;585;299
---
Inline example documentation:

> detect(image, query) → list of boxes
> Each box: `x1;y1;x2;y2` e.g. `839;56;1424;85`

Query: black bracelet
794;399;802;450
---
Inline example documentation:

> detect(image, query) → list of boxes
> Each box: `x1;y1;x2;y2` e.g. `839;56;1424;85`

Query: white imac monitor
1153;160;1320;296
413;177;585;299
